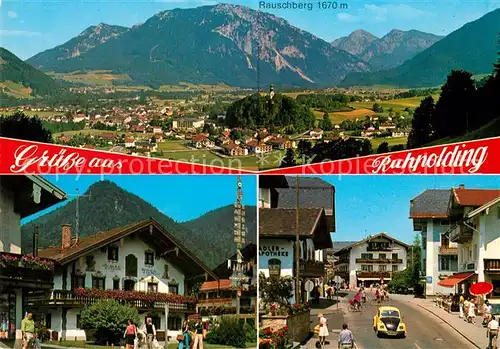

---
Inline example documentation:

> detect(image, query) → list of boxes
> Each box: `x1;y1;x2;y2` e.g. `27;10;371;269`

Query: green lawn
371;136;408;149
158;141;189;151
351;95;440;113
160;150;260;170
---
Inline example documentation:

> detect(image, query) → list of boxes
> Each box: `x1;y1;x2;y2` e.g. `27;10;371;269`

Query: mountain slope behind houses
21;180;257;269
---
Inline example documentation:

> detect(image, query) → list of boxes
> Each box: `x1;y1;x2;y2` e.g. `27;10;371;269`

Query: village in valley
1;84;416;170
0;175;257;349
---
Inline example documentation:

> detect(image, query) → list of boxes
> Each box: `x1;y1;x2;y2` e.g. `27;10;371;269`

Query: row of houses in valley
0;176;256;342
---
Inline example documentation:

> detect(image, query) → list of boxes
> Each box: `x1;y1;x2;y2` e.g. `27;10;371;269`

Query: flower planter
260;310;310;343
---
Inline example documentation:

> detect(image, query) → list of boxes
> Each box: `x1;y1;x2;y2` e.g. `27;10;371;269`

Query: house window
124;280;135;291
361;253;373;260
168;284;179;294
148;283;158;293
145;251;154;266
113;279;120;290
92;277;105;290
392;265;398;272
392;253;398;260
492;280;500;298
379;254;387;260
151;317;161;330
439;255;458;271
441;234;449;248
72;275;85;289
76;315;82;329
108;246;119;261
167;317;181;331
268;259;281;277
45;314;52;328
125;254;138;277
361;265;373;271
379;265;387;271
421;232;427;249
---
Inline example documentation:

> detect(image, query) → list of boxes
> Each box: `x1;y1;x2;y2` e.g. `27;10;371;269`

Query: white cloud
337;13;359;23
0;30;41;37
364;4;431;22
7;11;18;19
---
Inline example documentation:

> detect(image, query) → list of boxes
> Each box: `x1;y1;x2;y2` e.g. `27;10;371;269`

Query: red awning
437;272;475;288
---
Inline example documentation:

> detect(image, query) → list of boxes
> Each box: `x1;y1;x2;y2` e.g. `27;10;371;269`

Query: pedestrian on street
459;293;465;318
484;301;493;326
123;320;137;349
21;313;35;349
487;315;499;349
468;297;476;324
142;318;156;349
192;320;204;349
317;313;329;347
338;323;354;349
178;319;189;349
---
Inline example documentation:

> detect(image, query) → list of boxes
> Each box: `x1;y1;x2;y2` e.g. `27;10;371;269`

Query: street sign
426;276;432;284
305;280;314;292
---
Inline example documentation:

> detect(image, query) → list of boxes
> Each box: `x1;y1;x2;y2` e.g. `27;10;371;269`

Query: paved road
340;296;475;349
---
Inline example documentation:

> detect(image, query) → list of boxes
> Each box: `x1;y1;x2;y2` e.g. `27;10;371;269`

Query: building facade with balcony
410;189;459;297
0;175;68;340
259;208;333;304
197;243;257;316
333;233;409;288
33;219;217;341
440;188;500;308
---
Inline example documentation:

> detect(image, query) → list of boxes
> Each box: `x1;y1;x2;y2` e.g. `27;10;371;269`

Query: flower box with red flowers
259;326;291;349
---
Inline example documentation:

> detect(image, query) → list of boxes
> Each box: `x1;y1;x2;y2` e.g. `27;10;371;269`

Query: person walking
468;297;476;324
178;320;190;349
21;313;35;349
317;313;329;347
192;320;204;349
487;315;499;349
484;301;493;326
123;320;137;349
338;323;354;349
143;318;156;349
459;293;465;318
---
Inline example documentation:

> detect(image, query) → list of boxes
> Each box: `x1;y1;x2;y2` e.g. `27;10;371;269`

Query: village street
304;292;479;349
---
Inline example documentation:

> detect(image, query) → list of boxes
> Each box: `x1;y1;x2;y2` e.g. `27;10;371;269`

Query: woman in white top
318;313;329;347
468;298;476;323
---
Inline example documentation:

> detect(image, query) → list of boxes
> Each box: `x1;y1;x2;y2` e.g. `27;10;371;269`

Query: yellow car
373;306;406;338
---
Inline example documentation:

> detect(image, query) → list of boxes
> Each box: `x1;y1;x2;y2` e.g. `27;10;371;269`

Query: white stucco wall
258;238;294;277
259;188;271;208
53;235;185;294
0;181;22;253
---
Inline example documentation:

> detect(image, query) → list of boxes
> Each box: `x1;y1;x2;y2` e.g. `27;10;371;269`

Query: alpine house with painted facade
29;219;217;341
0;175;68;340
333;233;409;288
258;176;334;304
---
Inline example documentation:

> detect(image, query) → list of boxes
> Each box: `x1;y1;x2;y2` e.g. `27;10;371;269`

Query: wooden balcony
439;246;458;255
356;271;391;279
299;260;325;278
485;259;500;273
449;224;473;243
355;258;403;264
334;259;348;266
25;290;196;313
197;298;233;307
0;253;54;288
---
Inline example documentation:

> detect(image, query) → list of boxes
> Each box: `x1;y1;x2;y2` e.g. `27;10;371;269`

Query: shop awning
437;272;475;287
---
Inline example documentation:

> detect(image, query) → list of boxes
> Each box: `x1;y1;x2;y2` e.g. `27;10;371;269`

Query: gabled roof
333;233;410;256
452;188;500;207
467;196;500;219
325;241;358;254
38;218;217;280
259;208;332;249
409;189;451;219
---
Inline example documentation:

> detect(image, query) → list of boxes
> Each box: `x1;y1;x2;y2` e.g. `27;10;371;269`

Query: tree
377;142;390;154
407;96;435;149
297;140;312;159
259;273;294;307
230;129;242;140
80;300;140;344
0;111;52;143
433;70;476;138
320;113;333;131
373;103;384;113
205;316;247;348
280;148;297;168
391;144;405;152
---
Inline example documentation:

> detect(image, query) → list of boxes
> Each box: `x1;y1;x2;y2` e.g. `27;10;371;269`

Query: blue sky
21;175;257;225
2;0;500;60
320;175;500;244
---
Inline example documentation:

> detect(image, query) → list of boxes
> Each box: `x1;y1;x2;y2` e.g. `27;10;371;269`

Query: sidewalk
391;294;488;349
